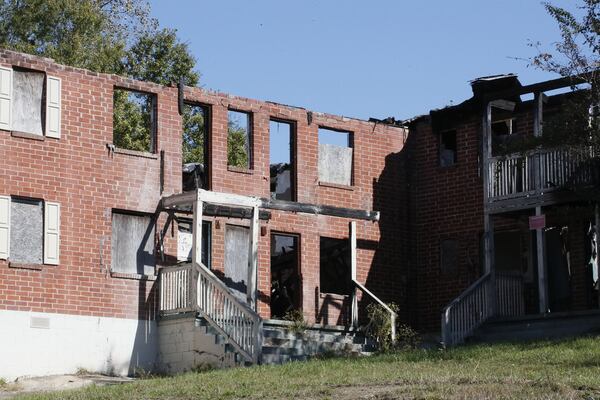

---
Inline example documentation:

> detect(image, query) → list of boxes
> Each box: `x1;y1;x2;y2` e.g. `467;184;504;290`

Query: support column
247;205;259;310
536;206;548;313
191;190;203;266
349;221;358;328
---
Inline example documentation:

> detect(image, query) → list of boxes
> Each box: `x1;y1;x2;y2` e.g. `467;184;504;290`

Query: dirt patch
0;374;134;399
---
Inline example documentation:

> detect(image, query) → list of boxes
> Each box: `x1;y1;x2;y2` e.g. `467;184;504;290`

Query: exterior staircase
157;313;374;374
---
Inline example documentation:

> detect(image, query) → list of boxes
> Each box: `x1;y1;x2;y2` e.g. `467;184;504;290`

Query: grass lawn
12;335;600;400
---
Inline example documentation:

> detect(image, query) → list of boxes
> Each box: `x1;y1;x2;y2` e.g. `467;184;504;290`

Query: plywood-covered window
111;211;156;276
318;127;353;186
0;67;61;138
0;196;60;265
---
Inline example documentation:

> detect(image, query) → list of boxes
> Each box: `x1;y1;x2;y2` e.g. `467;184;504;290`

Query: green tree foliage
227;120;250;168
530;1;600;150
182;104;206;164
113;89;153;152
125;28;199;87
0;0;200;154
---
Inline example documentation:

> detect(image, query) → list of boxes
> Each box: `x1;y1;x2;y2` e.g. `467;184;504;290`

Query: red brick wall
0;50;408;326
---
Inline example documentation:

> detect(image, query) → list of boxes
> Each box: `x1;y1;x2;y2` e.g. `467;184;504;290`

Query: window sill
227;166;254;175
318;181;354;191
110;271;157;281
319;292;350;300
112;147;158;159
11;131;45;141
9;262;45;271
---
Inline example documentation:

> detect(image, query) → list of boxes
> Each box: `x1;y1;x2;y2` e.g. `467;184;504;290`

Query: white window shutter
45;76;61;139
0;195;10;260
0;67;12;131
44;201;60;265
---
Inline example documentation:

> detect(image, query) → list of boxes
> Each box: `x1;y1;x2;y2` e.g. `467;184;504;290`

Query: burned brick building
0;49;598;379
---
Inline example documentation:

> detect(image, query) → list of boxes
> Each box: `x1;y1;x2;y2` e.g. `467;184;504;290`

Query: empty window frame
182;103;210;190
111;211;156;276
270;233;300;318
269;119;295;201
440;239;458;274
491;119;513;137
439;130;457;167
113;88;157;153
227;110;252;169
319;237;351;296
0;67;61;138
177;218;211;268
318;127;353;186
0;196;60;265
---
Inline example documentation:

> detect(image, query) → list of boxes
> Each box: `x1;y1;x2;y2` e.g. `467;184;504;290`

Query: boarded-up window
228;110;252;169
12;69;44;136
113;88;156;153
10;198;43;264
318;127;352;186
177;219;211;267
440;239;458;274
440;130;457;167
320;237;351;295
111;212;155;275
224;224;249;301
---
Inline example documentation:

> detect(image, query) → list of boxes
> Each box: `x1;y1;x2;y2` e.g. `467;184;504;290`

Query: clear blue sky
150;0;574;121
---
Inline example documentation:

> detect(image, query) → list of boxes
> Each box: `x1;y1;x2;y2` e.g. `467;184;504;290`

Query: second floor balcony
487;146;598;206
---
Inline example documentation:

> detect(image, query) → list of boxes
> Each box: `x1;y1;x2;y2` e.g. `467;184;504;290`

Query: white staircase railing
353;280;397;342
159;263;263;364
441;273;493;347
441;272;527;346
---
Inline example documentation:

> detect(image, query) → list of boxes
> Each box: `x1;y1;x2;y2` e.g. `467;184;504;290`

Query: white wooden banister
353;280;397;343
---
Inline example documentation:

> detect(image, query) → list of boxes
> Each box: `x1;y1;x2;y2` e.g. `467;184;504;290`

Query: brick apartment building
0;50;407;378
1;49;598;379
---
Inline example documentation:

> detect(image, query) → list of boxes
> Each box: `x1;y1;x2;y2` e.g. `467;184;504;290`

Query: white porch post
247;205;259;310
192;189;203;266
350;221;358;328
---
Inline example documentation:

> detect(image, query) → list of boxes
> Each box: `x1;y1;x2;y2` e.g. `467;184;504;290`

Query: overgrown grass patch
12;335;600;399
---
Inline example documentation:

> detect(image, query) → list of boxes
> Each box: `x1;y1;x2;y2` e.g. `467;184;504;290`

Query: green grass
13;336;600;399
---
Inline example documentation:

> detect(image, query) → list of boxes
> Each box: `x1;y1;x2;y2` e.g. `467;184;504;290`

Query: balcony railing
488;147;596;201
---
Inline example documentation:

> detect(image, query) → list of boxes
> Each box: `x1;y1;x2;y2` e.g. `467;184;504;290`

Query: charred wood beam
259;198;380;221
168;204;271;220
484;73;592;102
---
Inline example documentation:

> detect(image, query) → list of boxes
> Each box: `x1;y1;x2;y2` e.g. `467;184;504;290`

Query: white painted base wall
0;310;158;381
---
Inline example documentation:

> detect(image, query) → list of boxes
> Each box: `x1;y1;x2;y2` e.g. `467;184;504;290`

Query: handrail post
390;312;396;344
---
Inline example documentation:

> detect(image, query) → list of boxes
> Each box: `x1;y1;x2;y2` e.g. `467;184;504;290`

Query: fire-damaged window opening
10;197;43;264
176;217;211;268
318;127;353;186
269;119;295;201
227;110;252;169
319;237;351;296
439;129;457;167
491;119;514;136
182;103;210;191
440;239;458;274
11;68;45;136
270;233;300;318
111;211;156;276
113;88;157;153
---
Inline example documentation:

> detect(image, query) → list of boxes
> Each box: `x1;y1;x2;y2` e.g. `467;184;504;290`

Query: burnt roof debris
368;116;405;127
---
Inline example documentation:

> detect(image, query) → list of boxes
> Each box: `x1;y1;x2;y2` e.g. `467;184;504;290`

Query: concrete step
472;310;600;343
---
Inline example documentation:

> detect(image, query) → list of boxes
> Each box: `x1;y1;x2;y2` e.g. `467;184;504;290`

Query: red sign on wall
529;215;546;230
